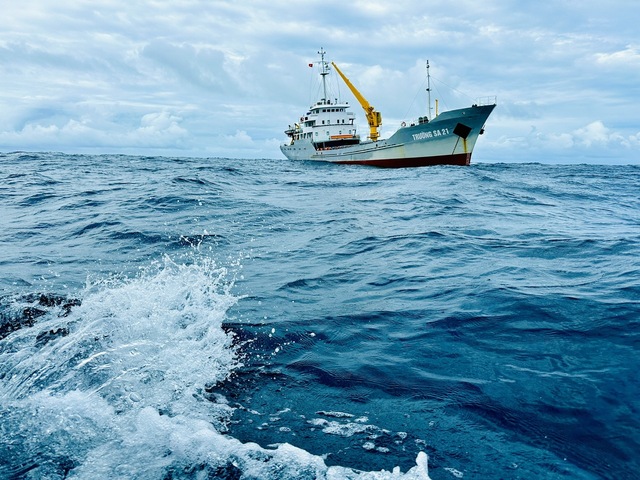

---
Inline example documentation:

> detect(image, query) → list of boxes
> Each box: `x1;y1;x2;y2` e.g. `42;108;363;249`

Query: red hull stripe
333;152;471;168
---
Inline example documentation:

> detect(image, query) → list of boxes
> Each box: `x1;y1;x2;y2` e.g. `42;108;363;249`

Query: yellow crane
331;62;382;142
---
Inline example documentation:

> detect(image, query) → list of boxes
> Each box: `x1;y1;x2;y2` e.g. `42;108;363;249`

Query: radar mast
318;48;329;104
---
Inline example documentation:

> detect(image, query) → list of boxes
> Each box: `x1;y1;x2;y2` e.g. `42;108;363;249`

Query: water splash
0;256;431;479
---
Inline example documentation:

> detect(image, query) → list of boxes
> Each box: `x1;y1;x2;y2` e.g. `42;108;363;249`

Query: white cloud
482;117;639;164
139;112;187;137
224;130;253;145
572;121;619;148
595;45;640;67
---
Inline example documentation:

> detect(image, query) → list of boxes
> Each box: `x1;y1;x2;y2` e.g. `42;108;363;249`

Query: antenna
426;60;432;121
318;47;329;104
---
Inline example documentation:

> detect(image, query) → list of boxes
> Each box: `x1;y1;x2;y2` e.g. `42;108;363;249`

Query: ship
281;48;496;168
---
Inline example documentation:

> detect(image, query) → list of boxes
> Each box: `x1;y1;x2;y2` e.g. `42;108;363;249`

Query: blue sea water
0;151;638;479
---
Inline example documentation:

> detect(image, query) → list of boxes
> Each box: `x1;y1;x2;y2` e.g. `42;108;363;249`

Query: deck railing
474;96;497;106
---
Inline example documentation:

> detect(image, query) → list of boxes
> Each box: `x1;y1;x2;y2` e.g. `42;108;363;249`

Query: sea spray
0;256;238;476
0;255;432;479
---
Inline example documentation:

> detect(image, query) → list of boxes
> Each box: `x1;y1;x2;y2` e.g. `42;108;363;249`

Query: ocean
0;152;638;479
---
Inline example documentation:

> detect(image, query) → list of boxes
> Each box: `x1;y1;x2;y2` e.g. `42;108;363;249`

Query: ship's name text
412;128;450;141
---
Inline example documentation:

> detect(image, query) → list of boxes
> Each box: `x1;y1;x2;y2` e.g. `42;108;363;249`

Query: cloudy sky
1;0;638;163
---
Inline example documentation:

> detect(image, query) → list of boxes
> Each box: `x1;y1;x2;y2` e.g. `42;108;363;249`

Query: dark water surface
1;152;638;479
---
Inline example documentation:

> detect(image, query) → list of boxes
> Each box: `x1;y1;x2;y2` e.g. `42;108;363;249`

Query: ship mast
318;48;329;104
426;60;432;121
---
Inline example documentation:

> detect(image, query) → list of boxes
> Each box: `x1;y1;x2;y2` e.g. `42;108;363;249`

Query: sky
1;0;639;163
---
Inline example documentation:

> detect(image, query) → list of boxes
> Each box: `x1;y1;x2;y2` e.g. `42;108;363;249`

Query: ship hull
281;104;495;168
335;152;471;168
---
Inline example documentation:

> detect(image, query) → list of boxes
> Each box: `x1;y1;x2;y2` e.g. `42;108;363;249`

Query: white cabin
285;99;360;149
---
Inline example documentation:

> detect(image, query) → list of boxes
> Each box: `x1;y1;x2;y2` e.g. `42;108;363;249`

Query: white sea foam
309;417;377;437
317;410;356;418
444;467;464;478
0;256;431;479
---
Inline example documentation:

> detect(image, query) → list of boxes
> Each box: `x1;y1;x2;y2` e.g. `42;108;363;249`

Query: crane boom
331;61;382;142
